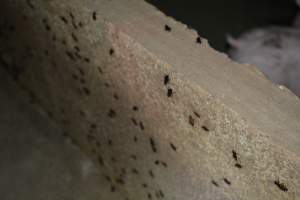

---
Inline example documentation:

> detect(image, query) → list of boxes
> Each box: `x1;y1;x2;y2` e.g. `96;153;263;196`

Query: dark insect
189;115;195;126
132;106;139;111
115;178;125;185
164;75;170;85
60;16;68;24
274;180;288;192
211;180;219;187
71;33;78;42
196;36;202;44
113;93;119;100
83;87;91;96
84;57;90;63
98;155;104;166
110;185;116;192
131;168;139;174
26;0;35;9
223;178;231;185
90;123;97;129
167;88;173;97
232;150;238;161
194;111;200;118
139;122;145;130
158;190;164;198
235;163;242;168
148;170;154;178
131;118;138;126
150;137;157;153
202;125;209;132
161;161;168;168
170;142;177;152
165;25;172;32
92;11;97;20
109;48;114;55
108;109;116;118
130;155;137;160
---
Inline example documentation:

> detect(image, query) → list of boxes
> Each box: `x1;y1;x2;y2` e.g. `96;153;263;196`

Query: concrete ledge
0;0;299;199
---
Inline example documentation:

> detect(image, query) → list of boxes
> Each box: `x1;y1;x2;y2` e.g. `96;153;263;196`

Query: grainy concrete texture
0;68;113;200
0;0;299;200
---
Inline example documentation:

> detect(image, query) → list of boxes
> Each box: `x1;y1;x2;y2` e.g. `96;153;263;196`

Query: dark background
147;0;299;51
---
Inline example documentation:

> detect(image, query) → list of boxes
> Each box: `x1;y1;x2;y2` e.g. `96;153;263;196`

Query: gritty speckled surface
0;69;115;200
0;0;299;200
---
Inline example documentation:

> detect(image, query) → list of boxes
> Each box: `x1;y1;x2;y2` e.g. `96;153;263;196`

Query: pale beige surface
0;0;299;200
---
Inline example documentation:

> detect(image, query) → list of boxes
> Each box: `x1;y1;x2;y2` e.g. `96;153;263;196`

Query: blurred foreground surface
0;68;106;200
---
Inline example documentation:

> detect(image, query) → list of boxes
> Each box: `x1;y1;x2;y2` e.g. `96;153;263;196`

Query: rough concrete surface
0;68;115;200
0;0;299;200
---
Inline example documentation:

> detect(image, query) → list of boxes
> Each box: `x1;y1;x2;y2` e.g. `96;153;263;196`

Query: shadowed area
147;0;299;51
0;68;110;200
